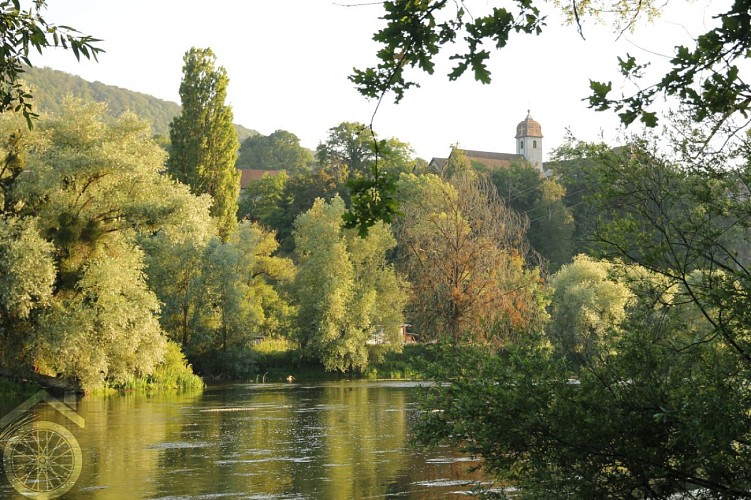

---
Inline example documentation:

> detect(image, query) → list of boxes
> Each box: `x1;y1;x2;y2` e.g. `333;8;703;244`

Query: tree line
6;0;751;492
349;0;751;495
0;43;584;393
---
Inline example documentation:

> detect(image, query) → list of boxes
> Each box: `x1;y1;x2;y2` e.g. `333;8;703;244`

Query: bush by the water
365;344;429;379
0;378;40;399
110;341;204;392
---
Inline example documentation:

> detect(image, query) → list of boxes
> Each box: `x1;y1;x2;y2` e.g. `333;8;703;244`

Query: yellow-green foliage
0;100;221;393
253;337;298;354
293;196;407;373
252;337;300;371
547;255;633;363
0;378;39;399
112;341;204;393
149;341;204;391
365;344;428;380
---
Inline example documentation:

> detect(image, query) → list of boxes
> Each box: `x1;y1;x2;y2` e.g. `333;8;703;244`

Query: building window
533;140;537;148
520;141;524;150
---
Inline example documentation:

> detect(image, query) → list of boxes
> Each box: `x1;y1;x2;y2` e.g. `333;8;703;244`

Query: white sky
32;0;725;162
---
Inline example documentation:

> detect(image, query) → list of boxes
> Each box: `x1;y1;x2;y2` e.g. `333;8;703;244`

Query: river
0;381;483;499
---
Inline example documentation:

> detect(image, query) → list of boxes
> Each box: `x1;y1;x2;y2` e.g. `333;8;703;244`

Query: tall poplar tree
168;47;239;240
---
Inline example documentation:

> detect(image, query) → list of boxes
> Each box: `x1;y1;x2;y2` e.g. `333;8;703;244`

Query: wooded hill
19;65;258;142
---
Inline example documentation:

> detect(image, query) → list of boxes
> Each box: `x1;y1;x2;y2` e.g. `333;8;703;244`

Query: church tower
515;110;543;172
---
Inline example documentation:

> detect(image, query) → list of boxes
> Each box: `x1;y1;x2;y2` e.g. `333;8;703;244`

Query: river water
0;381;483;499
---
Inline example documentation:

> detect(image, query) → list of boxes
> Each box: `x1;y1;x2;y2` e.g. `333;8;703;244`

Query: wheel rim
3;421;82;499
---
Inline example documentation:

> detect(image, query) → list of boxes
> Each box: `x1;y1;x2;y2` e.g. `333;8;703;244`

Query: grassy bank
251;339;432;382
251;338;339;383
364;344;431;380
1;342;431;398
0;377;41;399
106;341;205;394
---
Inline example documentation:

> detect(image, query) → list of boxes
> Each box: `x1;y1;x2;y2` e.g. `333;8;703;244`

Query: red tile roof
463;150;524;170
238;169;283;189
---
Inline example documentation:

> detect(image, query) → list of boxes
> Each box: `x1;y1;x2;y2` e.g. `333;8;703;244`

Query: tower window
520;141;524;150
533;140;537;148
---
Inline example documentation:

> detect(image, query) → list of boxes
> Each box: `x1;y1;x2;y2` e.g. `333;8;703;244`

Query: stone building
429;110;545;175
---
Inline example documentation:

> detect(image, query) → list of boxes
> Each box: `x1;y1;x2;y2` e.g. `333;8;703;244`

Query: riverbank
0;342;431;397
253;341;431;383
0;341;204;396
0;377;40;399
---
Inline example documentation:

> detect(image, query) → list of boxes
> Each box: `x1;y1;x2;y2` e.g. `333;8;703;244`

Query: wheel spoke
4;421;83;497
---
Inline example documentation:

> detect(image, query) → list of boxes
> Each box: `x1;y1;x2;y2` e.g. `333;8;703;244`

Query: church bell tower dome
515;110;543;139
515;110;543;172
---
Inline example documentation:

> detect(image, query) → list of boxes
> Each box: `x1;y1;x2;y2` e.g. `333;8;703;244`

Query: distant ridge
19;65;258;143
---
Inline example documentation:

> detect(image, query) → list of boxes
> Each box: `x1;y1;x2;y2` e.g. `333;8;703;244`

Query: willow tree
168;47;239;240
0;99;188;391
547;255;632;367
292;196;406;373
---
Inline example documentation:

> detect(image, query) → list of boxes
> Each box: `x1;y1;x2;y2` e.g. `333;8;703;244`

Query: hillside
19;66;258;142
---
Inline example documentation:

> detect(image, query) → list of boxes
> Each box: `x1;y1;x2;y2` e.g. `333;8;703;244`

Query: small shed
399;324;418;344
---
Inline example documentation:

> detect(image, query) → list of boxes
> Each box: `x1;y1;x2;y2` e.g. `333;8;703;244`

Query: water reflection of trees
0;383;480;497
55;392;203;498
319;384;409;499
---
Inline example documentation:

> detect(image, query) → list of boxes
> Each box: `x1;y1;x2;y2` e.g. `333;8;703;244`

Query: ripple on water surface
146;441;215;450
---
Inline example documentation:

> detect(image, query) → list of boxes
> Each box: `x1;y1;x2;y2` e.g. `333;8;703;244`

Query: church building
429;111;545;175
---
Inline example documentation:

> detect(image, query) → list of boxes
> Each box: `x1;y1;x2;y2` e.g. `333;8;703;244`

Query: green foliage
235;122;420;244
237;129;312;172
343;165;401;237
0;377;38;398
548;138;619;256
190;343;257;381
316;122;376;177
112;341;204;392
21;66;180;137
350;0;544;103
376;137;425;176
440;146;476;180
587;0;751;131
202;223;294;344
36;240;166;391
147;216;296;379
355;0;732;135
364;344;429;380
252;337;300;376
20;66;258;141
267;169;344;253
0;216;54;322
415;277;751;497
414;132;751;496
547;255;632;366
168;47;240;240
0;99;202;392
140;187;218;347
591;135;751;366
292;196;364;372
253;336;297;353
490;161;575;269
349;0;743;233
316;122;418;237
292;196;407;373
237;170;288;223
0;0;102;128
0;98;284;392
